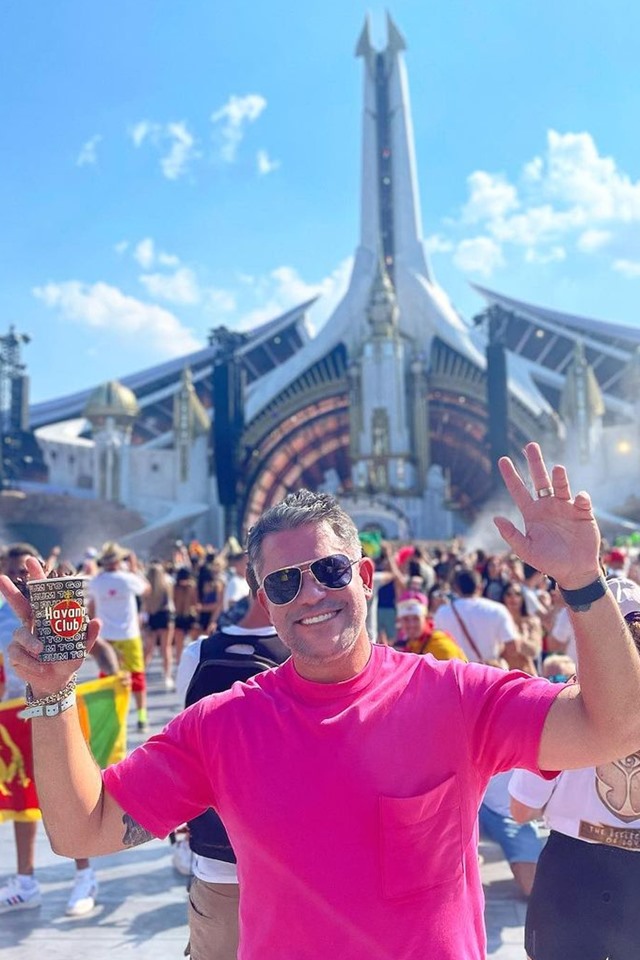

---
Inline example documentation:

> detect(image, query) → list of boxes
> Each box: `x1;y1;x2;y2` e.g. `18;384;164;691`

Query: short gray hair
247;489;361;583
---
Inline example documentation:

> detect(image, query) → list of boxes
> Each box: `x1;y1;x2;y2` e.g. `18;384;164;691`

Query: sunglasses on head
260;553;360;605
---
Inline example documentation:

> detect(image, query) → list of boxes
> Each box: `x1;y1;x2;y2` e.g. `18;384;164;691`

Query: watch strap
559;575;608;612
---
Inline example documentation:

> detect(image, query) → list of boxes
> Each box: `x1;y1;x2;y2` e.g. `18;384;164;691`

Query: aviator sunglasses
260;553;361;605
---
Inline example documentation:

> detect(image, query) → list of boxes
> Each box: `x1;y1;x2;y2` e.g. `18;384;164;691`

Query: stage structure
23;16;640;549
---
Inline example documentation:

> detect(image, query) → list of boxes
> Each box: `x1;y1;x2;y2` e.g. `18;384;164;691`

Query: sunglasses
260;553;360;605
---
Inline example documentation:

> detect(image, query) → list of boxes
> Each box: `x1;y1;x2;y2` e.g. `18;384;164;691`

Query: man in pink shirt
5;443;640;959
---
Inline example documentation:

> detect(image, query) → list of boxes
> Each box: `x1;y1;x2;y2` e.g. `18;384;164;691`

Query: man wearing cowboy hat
88;543;150;732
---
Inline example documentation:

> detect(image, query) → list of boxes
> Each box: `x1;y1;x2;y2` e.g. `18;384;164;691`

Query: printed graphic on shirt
578;820;640;850
595;752;640;823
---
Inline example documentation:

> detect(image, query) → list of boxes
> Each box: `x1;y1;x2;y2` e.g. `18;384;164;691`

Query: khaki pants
185;877;239;960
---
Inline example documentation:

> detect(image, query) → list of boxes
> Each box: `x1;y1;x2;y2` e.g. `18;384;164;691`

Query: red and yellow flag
0;675;130;823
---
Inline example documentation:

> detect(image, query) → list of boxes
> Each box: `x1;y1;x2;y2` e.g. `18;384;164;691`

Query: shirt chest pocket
378;774;463;900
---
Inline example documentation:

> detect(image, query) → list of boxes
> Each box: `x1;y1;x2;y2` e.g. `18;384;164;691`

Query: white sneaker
0;875;42;913
163;674;176;691
66;868;98;917
171;838;193;876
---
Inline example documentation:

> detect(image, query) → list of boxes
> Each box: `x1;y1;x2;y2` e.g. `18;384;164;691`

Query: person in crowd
0;542;122;916
540;653;576;684
509;577;640;960
395;595;466;661
5;443;640;959
196;554;225;636
143;561;176;689
173;566;200;651
78;547;99;577
499;582;543;675
479;770;546;898
220;538;250;622
174;583;289;960
365;541;405;643
88;542;150;731
433;566;519;667
481;554;511;602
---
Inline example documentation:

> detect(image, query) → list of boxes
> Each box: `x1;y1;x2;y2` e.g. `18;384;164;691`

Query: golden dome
83;380;140;423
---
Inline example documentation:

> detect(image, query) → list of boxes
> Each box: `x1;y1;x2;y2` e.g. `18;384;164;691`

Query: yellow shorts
109;638;145;675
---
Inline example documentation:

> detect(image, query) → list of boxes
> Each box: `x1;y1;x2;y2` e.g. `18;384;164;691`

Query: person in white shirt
509;577;640;960
220;541;250;616
174;590;288;960
88;542;149;731
433;567;518;666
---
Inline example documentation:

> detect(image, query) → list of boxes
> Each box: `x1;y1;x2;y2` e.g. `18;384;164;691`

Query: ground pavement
1;661;529;959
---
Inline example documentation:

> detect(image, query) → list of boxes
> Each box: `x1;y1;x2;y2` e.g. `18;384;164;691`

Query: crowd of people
2;443;640;959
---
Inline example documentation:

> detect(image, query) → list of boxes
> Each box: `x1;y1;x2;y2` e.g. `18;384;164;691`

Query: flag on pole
0;675;130;823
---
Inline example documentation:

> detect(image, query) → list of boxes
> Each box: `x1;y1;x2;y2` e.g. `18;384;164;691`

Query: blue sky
3;0;640;405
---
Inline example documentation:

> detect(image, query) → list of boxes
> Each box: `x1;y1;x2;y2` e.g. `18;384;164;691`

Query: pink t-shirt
104;644;560;959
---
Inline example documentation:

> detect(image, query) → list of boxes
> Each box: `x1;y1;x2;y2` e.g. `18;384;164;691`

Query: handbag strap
450;600;484;662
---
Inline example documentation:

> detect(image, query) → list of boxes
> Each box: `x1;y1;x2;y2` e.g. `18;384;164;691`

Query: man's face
257;521;373;670
399;613;426;642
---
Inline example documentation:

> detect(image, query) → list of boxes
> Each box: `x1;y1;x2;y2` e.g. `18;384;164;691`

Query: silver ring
537;486;554;499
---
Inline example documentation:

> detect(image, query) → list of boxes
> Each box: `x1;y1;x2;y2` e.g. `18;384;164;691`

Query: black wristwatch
558;575;609;612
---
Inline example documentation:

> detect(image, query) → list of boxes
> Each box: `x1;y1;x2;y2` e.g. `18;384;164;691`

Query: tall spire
356;13;431;282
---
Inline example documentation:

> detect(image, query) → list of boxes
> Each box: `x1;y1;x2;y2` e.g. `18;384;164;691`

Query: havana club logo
49;598;85;639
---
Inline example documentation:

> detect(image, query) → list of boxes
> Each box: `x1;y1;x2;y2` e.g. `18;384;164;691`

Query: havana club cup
27;576;90;662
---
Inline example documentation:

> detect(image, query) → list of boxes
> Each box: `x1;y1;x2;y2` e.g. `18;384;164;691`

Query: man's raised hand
0;555;100;698
493;442;601;590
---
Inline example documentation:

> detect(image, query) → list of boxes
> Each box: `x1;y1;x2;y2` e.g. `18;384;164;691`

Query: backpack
184;630;284;862
184;632;282;707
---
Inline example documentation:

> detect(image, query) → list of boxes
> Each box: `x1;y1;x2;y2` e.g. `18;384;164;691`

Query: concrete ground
1;661;530;959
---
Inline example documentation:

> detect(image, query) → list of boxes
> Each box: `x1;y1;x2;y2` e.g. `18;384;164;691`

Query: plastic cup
27;576;90;663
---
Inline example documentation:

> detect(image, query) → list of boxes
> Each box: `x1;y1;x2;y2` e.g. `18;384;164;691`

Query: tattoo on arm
122;813;154;848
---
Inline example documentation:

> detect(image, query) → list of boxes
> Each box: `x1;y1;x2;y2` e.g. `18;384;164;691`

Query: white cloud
613;259;640;278
133;238;156;269
33;281;201;355
235;258;353;333
577;229;612;253
523;156;543;182
543;130;640;220
76;134;102;167
424;234;454;255
211;94;267;163
447;130;640;270
524;246;566;264
161;122;196;180
132;237;179;270
453;237;504;276
129;120;197;179
462;171;519;223
207;288;237;314
114;240;129;256
158;251;180;267
139;267;201;305
129;120;160;148
257;149;280;176
488;204;584;247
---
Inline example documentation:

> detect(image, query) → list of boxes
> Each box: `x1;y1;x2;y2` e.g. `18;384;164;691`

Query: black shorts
526;830;640;960
175;614;196;632
148;610;174;631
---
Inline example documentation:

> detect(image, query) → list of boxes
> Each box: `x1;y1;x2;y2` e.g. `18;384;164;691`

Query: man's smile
297;610;340;626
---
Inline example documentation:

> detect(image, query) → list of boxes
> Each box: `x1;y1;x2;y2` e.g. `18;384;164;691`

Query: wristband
19;689;76;720
558;575;608;612
18;674;78;720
